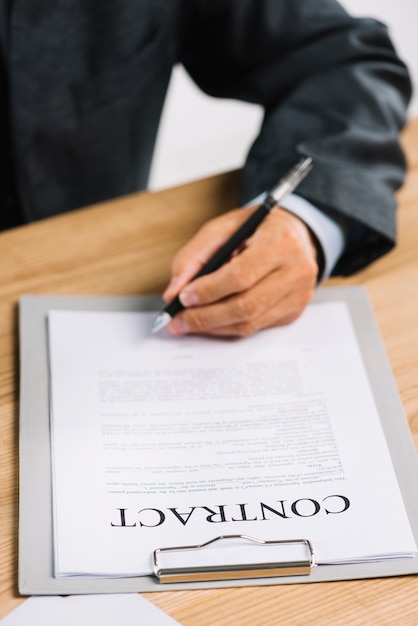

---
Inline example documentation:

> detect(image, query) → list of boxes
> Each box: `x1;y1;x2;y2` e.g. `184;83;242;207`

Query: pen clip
270;156;313;203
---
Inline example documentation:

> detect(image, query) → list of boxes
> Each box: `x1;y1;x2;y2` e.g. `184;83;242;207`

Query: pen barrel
165;294;185;319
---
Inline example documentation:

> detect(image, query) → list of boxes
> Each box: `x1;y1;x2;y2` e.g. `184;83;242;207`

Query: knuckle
232;263;256;291
233;295;258;320
187;309;208;333
200;218;220;237
201;211;239;237
234;321;258;337
285;311;301;325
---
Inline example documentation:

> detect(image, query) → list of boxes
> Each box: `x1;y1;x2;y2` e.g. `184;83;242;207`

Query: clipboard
18;286;418;594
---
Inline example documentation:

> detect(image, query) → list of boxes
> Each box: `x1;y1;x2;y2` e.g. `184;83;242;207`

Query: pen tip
151;312;172;334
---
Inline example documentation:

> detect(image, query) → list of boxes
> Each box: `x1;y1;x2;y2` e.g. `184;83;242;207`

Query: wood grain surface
1;120;417;625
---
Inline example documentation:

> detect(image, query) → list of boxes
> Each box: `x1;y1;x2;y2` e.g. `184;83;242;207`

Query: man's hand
162;205;319;337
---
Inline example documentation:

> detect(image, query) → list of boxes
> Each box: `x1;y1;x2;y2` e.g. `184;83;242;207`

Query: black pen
151;156;313;334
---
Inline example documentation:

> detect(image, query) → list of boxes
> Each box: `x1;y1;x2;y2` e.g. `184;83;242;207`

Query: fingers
163;206;319;337
167;261;316;337
162;208;256;303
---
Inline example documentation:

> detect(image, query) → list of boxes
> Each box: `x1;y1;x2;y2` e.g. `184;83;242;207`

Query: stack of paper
46;301;416;579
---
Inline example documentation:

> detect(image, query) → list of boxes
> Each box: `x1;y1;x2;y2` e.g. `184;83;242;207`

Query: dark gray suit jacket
6;0;412;274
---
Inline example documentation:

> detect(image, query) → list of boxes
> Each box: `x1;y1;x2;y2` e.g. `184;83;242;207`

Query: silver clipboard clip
154;534;316;583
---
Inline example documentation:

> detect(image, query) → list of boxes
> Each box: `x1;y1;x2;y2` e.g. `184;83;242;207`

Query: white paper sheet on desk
0;594;180;625
47;302;416;578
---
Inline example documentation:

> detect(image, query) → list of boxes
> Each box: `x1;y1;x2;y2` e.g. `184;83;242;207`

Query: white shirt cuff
247;192;345;280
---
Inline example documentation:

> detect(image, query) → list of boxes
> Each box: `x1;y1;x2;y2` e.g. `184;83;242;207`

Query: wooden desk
1;119;417;625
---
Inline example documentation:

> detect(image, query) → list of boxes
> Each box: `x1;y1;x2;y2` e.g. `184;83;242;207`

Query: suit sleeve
179;0;412;274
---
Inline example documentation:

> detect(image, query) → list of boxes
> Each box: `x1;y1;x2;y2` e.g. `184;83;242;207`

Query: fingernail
179;290;198;307
168;317;189;335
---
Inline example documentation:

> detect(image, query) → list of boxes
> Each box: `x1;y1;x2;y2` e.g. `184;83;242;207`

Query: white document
47;302;416;578
0;594;180;625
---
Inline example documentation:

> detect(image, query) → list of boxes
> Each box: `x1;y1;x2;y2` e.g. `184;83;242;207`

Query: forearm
181;0;412;273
